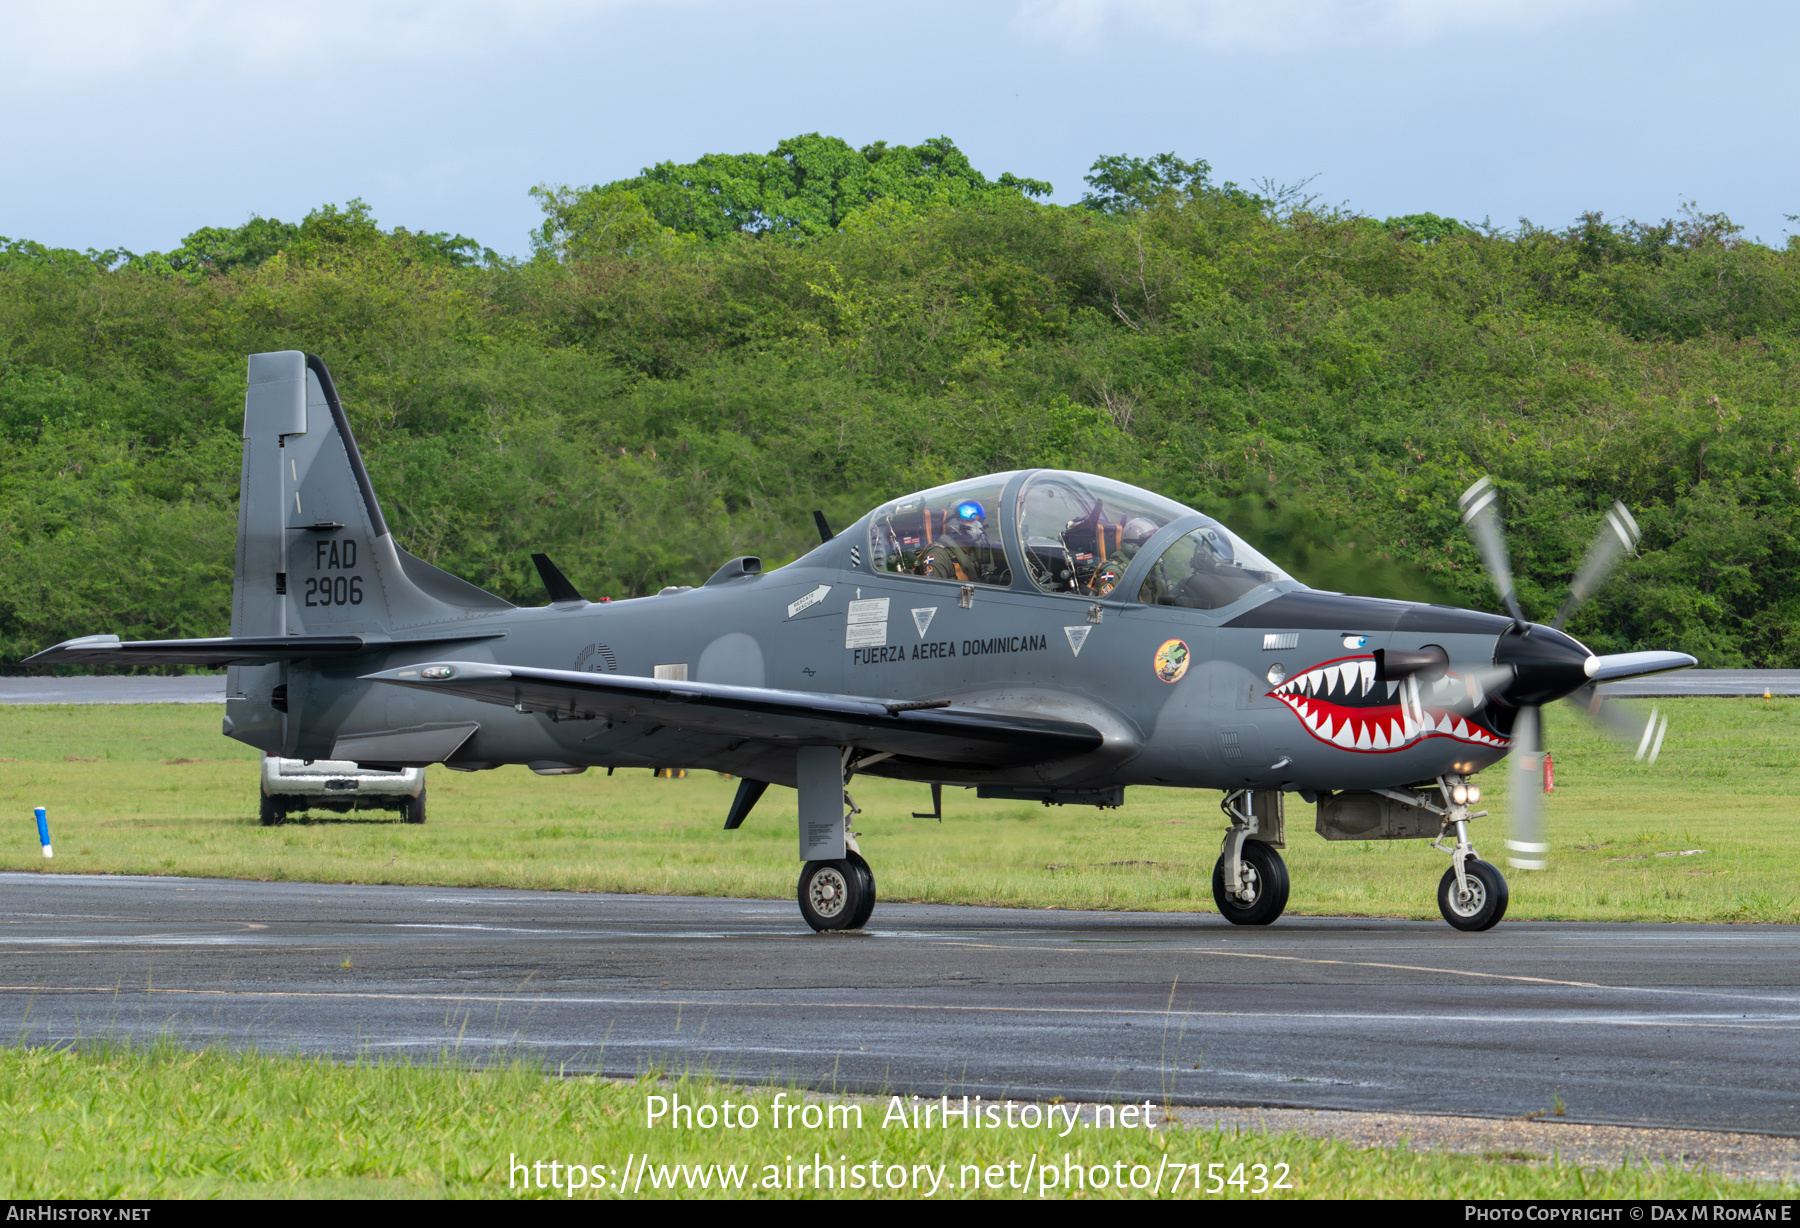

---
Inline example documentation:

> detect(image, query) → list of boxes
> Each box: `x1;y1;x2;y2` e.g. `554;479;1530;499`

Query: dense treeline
2;136;1798;667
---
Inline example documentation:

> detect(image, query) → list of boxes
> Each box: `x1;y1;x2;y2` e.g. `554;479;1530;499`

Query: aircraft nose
1494;624;1594;707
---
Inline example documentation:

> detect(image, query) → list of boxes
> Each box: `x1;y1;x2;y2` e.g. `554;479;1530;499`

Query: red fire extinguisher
1542;750;1555;794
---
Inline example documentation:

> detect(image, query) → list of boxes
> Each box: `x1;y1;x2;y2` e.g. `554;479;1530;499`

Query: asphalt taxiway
0;873;1793;1135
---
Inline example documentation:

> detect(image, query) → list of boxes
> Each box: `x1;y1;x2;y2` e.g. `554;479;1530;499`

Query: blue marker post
33;807;50;859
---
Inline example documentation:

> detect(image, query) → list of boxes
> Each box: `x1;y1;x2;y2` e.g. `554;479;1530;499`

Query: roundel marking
1154;638;1190;684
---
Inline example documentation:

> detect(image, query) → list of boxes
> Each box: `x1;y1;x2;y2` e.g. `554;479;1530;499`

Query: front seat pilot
922;500;1005;585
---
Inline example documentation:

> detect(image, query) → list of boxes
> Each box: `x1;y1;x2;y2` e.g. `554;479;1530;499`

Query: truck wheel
259;793;285;827
401;789;426;824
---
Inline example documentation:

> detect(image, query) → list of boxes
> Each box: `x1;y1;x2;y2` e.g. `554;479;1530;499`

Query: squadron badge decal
1154;639;1190;683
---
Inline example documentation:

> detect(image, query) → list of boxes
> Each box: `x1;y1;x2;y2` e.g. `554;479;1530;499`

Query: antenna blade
531;553;585;604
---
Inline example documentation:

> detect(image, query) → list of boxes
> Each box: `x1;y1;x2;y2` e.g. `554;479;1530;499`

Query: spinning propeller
1455;477;1674;871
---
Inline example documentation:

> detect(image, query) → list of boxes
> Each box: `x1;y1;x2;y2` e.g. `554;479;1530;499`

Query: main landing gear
1213;790;1290;926
793;745;878;933
798;850;876;932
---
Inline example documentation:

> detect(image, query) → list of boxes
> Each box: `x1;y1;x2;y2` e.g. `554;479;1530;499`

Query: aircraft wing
23;631;506;668
362;661;1104;767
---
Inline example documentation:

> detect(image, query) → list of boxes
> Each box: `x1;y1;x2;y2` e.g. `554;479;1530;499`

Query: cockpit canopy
867;470;1292;608
869;475;1016;588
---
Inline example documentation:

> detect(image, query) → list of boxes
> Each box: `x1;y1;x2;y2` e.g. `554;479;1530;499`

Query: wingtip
22;634;123;665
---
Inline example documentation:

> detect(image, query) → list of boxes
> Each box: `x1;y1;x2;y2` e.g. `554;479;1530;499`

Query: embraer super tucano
31;353;1694;931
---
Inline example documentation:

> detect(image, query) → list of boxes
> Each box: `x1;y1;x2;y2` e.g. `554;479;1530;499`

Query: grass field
0;1045;1781;1199
0;698;1795;923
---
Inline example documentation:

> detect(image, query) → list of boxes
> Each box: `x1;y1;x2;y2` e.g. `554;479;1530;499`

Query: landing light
1266;663;1286;685
421;665;456;680
1451;784;1469;804
1469;786;1481;803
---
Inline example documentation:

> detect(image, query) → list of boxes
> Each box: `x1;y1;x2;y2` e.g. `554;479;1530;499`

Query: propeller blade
1457;477;1529;630
1562;685;1669;764
1504;704;1547;870
1553;501;1641;630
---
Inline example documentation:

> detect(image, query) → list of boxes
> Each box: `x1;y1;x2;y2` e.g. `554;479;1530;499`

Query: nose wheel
1437;858;1508;931
798;851;876;932
1212;840;1289;925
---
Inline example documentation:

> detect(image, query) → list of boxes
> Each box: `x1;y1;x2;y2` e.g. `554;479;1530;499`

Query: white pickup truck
259;755;426;825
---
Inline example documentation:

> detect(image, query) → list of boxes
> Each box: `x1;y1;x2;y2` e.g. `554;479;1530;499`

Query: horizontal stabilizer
363;661;1104;768
25;631;505;668
1585;650;1698;684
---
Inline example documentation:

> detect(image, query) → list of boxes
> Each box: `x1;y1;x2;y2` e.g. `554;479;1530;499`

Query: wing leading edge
362;661;1104;768
24;631;506;668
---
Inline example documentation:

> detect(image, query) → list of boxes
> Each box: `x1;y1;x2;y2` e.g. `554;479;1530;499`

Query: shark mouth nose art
1269;655;1509;753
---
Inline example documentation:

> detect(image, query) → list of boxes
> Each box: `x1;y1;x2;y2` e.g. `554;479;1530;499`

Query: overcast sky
4;0;1795;257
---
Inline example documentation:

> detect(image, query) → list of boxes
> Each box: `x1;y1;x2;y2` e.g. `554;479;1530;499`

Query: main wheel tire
259;792;285;827
846;851;877;930
401;789;427;824
798;859;866;932
1437;859;1509;931
1211;840;1290;926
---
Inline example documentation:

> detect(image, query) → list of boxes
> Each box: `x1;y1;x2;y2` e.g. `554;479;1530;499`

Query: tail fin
228;351;511;752
232;350;512;640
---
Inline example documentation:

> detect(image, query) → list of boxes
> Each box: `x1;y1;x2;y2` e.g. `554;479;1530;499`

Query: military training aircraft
29;352;1697;932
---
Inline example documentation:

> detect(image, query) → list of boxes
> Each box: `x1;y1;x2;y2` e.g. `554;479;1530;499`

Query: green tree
4;143;1800;672
576;133;1052;242
1080;152;1214;213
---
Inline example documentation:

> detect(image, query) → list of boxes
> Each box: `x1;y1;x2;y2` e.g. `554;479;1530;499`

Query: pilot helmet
951;500;986;537
1195;525;1235;564
1117;517;1159;560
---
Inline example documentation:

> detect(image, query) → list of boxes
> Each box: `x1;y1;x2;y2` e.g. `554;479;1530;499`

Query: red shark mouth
1269;655;1510;753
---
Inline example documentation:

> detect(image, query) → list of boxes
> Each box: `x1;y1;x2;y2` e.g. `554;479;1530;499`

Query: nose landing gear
1431;775;1509;931
1437;858;1508;931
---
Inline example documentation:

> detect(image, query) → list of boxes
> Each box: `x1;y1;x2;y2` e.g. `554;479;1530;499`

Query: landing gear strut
1431;775;1508;931
794;745;878;932
1212;789;1290;925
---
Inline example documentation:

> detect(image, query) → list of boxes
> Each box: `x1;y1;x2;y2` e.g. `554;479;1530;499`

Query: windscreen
1139;522;1291;610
